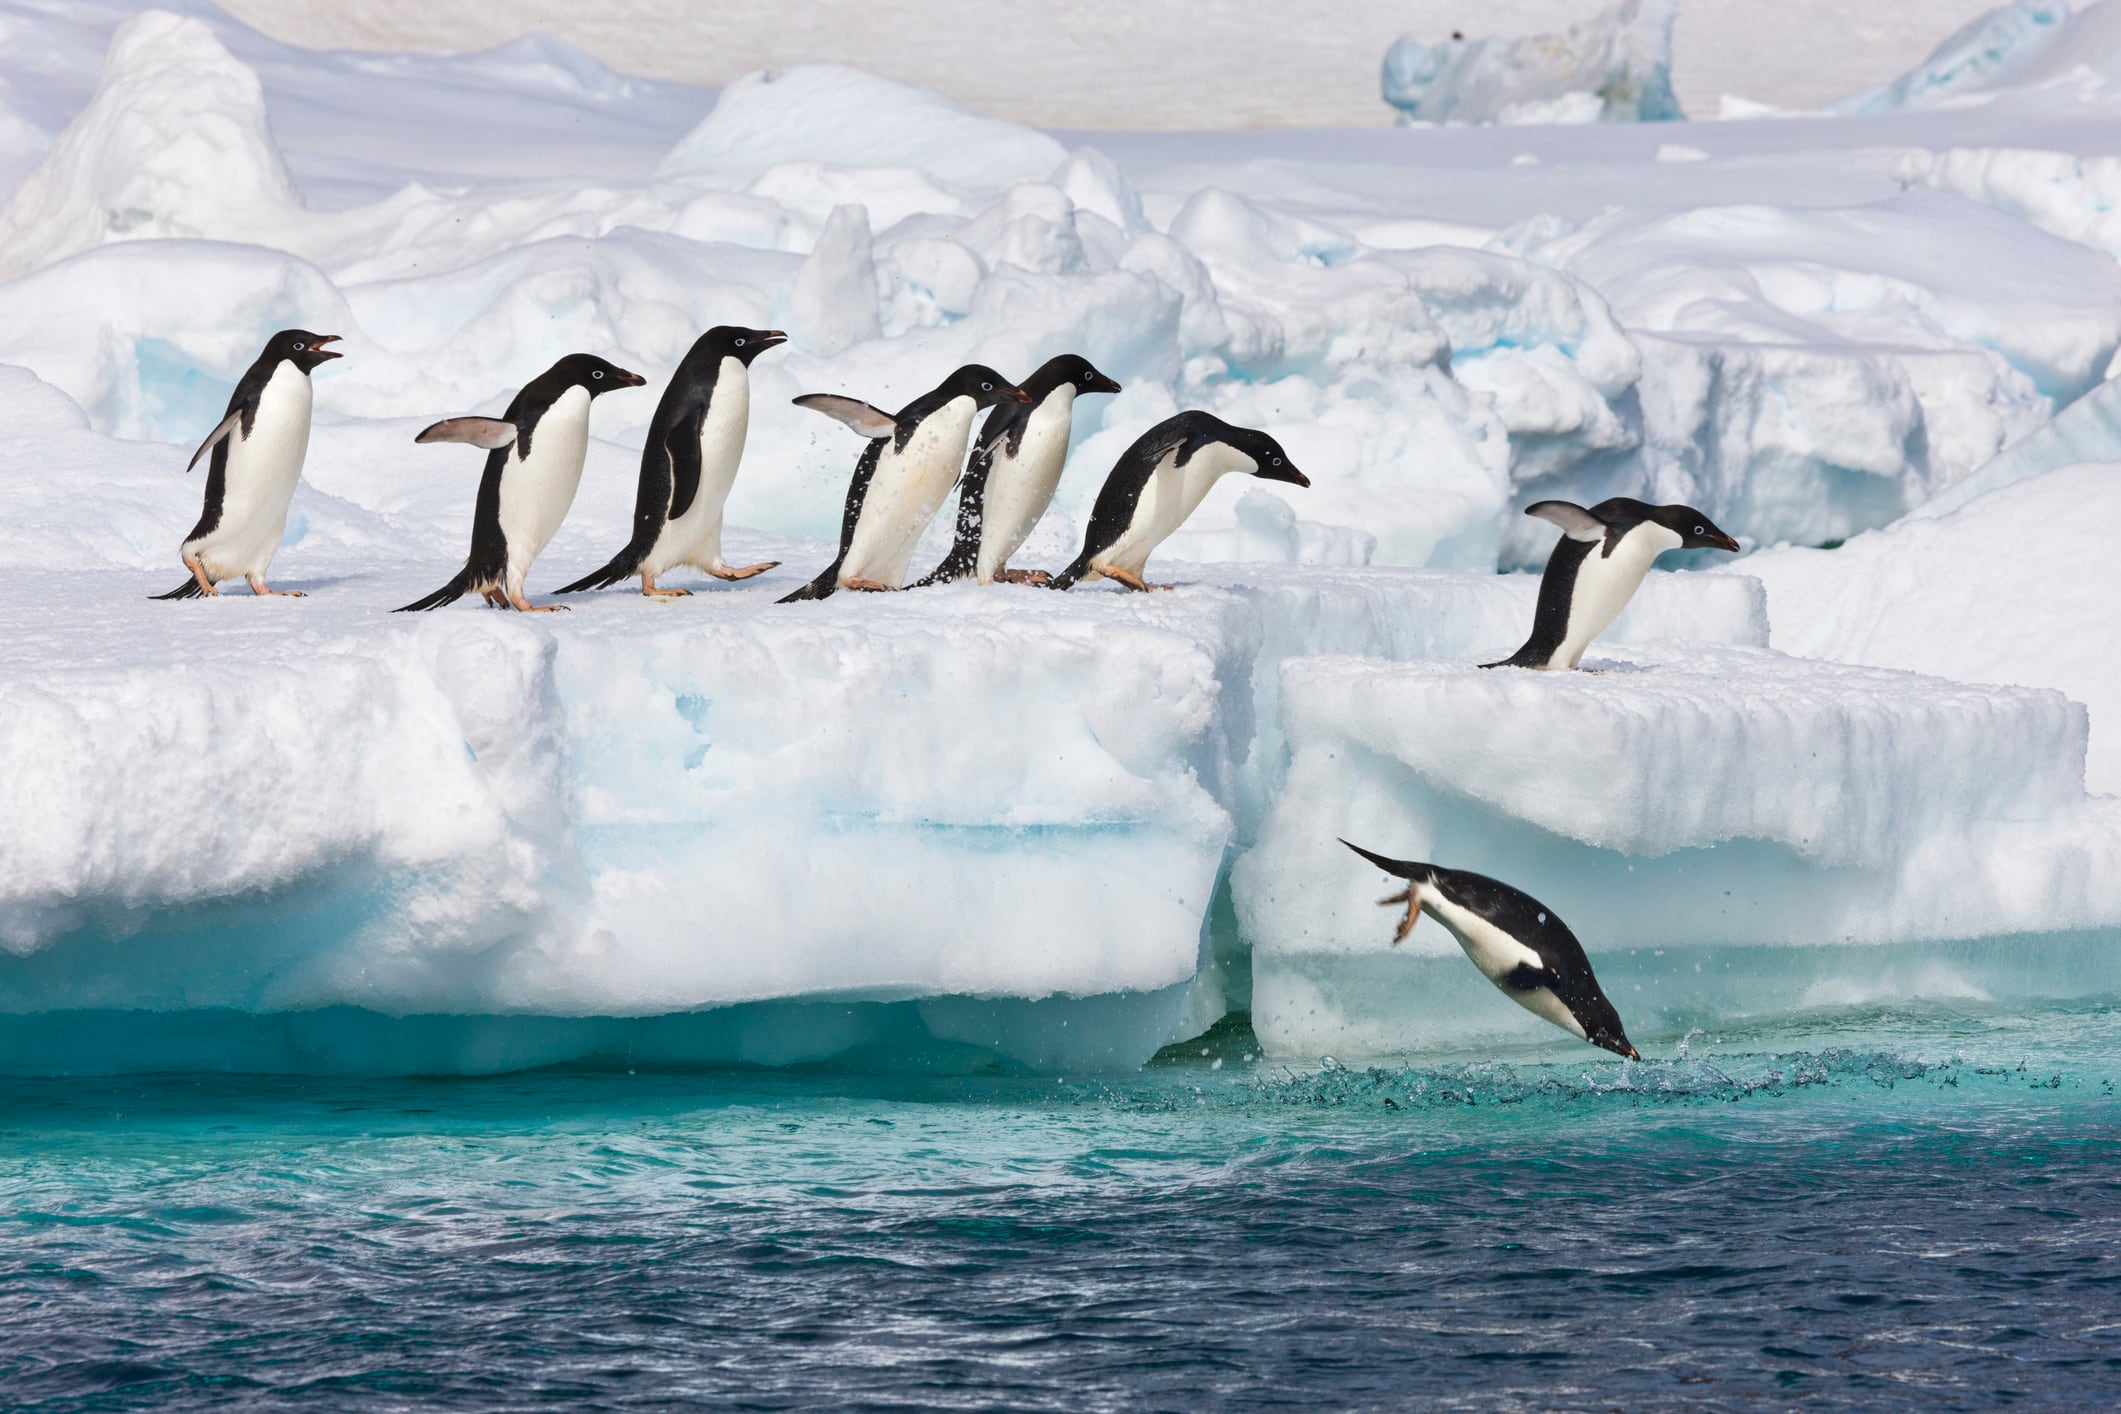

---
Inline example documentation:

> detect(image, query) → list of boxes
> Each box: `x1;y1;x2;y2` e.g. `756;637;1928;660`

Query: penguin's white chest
189;361;312;576
976;388;1077;583
840;396;978;587
1556;522;1682;669
1423;892;1587;1041
652;359;750;573
1093;442;1254;578
498;385;592;576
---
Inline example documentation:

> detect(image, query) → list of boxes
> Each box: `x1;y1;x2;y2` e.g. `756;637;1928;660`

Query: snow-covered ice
0;1;2117;1070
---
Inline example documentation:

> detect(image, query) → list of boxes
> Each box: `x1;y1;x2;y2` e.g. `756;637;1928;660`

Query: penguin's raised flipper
792;394;898;441
1524;500;1607;542
415;416;518;450
185;410;244;473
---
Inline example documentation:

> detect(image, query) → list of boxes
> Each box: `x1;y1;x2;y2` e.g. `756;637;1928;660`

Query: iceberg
1381;0;1683;126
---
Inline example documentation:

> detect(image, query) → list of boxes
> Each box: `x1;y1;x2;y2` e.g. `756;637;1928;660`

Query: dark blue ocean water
4;1006;2120;1411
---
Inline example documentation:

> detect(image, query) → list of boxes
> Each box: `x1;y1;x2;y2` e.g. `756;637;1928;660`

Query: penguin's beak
312;335;343;361
1703;530;1740;553
754;330;788;349
615;368;647;387
1007;385;1033;403
1089;372;1123;395
1256;463;1310;488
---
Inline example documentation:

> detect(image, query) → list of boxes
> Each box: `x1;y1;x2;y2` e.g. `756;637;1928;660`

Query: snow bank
656;64;1067;193
1239;645;2121;1057
1381;0;1683;125
1741;461;2121;793
0;10;299;279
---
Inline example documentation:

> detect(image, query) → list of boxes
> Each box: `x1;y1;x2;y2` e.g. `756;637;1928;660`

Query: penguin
555;326;788;598
152;329;342;600
1047;411;1308;592
912;354;1122;587
396;353;646;613
1484;498;1740;670
778;365;1032;603
1341;841;1639;1060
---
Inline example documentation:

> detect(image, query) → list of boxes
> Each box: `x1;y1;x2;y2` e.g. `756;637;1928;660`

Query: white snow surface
0;2;2117;1067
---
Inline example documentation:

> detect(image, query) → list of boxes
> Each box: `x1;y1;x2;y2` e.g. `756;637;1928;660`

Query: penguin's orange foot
709;561;778;581
642;586;692;598
994;568;1051;586
844;578;897;593
1376;889;1420;944
1102;568;1169;593
247;578;304;597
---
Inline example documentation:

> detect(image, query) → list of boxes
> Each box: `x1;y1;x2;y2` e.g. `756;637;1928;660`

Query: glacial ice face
1381;0;1683;126
1239;645;2121;1059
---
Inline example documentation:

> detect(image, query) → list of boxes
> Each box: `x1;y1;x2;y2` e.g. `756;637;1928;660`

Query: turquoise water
4;1005;2120;1410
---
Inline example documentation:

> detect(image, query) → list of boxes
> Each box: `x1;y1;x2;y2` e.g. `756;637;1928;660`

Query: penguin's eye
1272;456;1282;466
981;381;993;391
734;338;745;347
1694;524;1705;534
592;370;604;380
293;342;305;351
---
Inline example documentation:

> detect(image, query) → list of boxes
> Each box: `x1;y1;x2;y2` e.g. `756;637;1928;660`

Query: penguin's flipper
792;395;898;440
1524;500;1607;542
395;568;476;612
415;417;518;449
776;558;844;603
184;410;244;473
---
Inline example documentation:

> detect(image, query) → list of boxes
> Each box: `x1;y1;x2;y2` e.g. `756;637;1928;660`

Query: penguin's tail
555;546;644;595
910;544;977;589
1479;642;1540;670
395;568;476;613
150;578;208;601
1045;555;1094;592
1339;839;1427;880
775;569;840;604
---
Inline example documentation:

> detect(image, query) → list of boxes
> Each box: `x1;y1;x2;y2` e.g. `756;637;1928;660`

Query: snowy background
2;0;2120;1072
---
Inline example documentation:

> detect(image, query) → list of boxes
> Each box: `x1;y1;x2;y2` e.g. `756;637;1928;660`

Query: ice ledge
0;562;1762;1072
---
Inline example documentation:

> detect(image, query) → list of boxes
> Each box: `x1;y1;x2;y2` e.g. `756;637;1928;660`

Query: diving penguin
913;353;1121;587
153;329;342;599
778;365;1031;602
1485;498;1740;670
1342;841;1639;1060
1048;411;1308;591
396;353;646;613
556;326;787;598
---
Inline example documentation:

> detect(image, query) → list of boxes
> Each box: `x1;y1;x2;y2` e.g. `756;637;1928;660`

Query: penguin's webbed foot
708;561;779;581
640;575;691;598
246;576;304;597
1376;889;1420;944
844;577;898;593
994;568;1051;586
1102;568;1170;593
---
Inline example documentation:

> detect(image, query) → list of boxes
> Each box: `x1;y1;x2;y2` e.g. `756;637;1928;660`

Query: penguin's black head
697;326;787;366
272;329;341;373
554;353;647;396
1222;422;1310;488
1654;505;1740;553
1023;353;1123;401
946;364;1033;409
